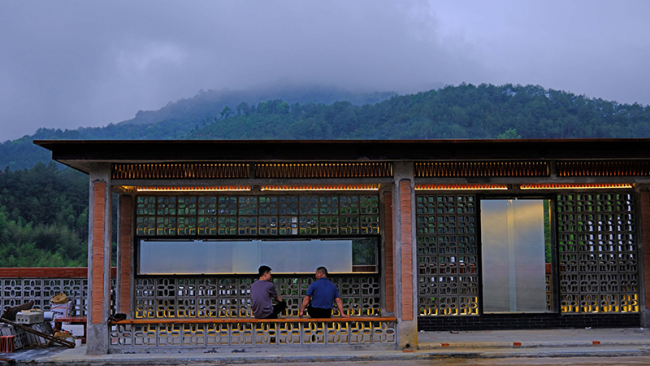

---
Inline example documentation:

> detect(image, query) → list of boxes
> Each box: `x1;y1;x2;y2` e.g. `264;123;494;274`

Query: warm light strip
520;183;633;190
260;184;380;191
415;184;508;190
136;185;252;192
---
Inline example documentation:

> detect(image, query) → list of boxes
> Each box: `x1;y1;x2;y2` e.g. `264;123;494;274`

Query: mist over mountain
119;84;398;127
2;83;650;172
0;85;396;170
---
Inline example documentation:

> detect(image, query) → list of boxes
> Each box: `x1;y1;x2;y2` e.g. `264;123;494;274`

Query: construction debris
0;317;74;349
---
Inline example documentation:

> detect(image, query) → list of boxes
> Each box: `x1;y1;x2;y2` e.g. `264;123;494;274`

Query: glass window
138;238;378;275
480;199;554;313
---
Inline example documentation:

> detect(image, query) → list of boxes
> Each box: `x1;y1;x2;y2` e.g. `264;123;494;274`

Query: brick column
400;180;414;321
86;165;112;355
394;162;417;350
116;195;133;315
90;181;106;325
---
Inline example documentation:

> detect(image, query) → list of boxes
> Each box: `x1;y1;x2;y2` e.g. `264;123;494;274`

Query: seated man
299;266;348;318
251;265;286;319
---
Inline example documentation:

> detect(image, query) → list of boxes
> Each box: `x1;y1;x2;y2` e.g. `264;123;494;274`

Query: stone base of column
86;323;109;355
397;320;418;350
640;309;650;328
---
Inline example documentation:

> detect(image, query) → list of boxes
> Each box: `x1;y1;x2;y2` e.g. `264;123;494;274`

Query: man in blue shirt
299;267;348;318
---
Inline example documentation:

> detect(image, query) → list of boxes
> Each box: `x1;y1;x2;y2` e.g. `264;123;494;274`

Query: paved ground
1;328;649;365
218;357;650;365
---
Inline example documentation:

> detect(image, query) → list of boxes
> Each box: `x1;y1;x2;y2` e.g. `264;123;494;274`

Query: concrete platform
419;327;650;349
1;328;649;365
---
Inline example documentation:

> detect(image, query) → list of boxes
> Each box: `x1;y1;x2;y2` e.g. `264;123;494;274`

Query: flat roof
34;139;650;173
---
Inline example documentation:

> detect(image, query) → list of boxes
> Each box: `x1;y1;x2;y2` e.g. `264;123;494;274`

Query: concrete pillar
86;164;112;355
394;161;417;350
116;195;133;316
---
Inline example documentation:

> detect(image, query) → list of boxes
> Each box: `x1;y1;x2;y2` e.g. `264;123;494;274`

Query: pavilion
35;139;650;355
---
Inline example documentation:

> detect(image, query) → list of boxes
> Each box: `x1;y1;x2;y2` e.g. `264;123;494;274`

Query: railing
109;317;397;352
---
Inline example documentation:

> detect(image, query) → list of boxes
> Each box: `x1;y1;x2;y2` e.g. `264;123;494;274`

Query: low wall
0;267;116;316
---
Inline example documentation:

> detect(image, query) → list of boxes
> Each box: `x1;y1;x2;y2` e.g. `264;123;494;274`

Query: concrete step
418;328;650;350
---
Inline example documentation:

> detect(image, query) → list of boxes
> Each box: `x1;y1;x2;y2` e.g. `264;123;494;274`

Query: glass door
480;199;554;313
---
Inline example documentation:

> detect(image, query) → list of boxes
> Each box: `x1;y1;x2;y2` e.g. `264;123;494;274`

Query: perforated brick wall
384;191;395;313
119;195;132;314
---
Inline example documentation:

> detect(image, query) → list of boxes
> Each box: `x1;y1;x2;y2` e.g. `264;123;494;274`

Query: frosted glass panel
140;240;233;275
139;239;354;275
260;240;352;273
232;241;260;273
481;199;548;313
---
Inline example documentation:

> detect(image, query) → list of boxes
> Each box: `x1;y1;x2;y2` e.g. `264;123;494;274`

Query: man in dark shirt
299;267;348;318
250;265;286;319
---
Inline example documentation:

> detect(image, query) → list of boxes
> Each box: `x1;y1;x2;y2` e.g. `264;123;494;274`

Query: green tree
497;128;522;139
220;106;232;119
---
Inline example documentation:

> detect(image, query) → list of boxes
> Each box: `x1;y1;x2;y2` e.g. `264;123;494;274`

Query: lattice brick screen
557;193;639;313
135;194;380;237
134;275;380;319
416;194;479;316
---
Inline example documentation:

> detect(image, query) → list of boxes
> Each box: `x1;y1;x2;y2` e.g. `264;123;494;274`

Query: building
35;139;650;355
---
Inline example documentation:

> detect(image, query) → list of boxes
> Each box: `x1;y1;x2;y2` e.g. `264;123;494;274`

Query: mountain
2;83;650;171
0;85;396;171
120;84;397;127
187;83;650;140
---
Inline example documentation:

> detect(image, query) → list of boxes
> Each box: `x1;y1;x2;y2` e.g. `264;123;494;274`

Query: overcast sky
1;0;649;141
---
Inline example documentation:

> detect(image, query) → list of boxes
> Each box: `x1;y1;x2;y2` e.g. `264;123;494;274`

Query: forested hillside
120;85;396;127
1;83;650;266
188;84;650;140
0;163;89;267
0;86;395;171
3;84;650;171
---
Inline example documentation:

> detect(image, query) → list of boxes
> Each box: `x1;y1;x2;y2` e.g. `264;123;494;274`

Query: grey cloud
0;0;648;141
438;0;650;104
